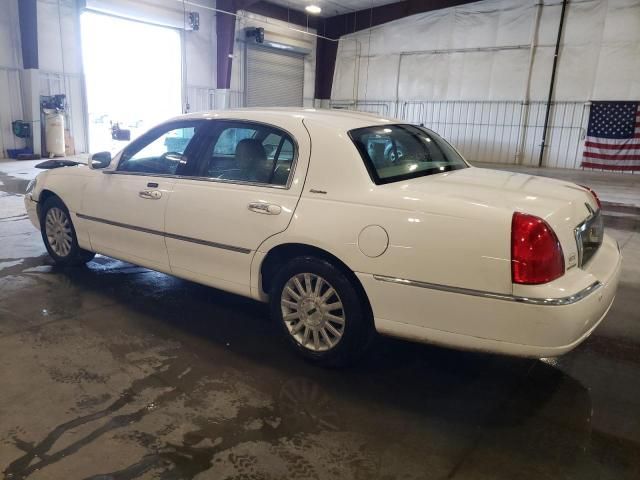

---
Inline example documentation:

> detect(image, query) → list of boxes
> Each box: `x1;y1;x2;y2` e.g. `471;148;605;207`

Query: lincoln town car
25;109;622;366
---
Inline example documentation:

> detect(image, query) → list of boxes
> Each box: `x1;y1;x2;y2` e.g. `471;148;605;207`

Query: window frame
114;120;207;177
189;119;299;190
348;124;469;186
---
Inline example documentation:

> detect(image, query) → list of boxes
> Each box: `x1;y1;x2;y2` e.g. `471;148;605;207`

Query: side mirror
89;151;111;169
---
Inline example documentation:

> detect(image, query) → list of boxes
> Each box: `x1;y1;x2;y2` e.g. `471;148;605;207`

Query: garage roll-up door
246;46;304;108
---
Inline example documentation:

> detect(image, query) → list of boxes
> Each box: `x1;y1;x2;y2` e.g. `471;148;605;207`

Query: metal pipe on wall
538;0;568;167
515;0;542;164
394;53;404;118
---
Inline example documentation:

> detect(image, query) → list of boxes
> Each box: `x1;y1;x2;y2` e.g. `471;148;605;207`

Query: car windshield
349;124;468;184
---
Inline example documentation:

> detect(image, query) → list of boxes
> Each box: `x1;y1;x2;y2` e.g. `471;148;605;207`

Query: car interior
201;125;295;186
115;122;295;187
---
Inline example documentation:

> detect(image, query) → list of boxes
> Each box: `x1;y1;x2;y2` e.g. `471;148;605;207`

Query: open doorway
80;12;182;154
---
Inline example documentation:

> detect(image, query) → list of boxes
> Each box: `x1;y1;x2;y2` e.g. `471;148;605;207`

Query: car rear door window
198;122;296;187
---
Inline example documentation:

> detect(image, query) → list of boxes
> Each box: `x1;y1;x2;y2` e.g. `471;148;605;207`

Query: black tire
270;256;373;367
40;196;95;266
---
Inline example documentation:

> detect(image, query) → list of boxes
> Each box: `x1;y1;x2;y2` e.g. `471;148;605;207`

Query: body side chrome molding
372;274;602;306
164;231;251;254
76;213;251;254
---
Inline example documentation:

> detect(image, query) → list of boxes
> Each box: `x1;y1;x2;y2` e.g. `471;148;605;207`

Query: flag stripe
585;136;640;145
585;141;640;150
585;150;640;156
583;151;640;161
582;162;640;170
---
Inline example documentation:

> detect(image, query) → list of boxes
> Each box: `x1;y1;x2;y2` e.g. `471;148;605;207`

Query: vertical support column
18;0;38;70
314;36;339;101
216;0;237;109
18;0;41;155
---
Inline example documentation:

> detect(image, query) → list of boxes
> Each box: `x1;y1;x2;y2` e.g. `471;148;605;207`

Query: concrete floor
1;159;639;480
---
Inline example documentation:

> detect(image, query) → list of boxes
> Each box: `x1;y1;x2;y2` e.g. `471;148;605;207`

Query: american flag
582;101;640;171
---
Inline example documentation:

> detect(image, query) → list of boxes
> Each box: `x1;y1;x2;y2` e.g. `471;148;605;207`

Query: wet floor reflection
3;258;634;480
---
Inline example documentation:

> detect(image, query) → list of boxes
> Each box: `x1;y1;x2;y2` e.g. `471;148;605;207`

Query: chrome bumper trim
574;204;603;268
372;274;602;306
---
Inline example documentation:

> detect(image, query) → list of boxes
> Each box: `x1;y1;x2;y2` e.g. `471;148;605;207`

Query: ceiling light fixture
305;5;322;14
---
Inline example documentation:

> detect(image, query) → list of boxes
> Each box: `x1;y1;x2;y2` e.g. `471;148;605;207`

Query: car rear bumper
357;233;622;357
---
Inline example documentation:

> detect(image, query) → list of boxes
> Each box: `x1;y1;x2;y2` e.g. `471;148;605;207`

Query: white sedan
25;108;622;366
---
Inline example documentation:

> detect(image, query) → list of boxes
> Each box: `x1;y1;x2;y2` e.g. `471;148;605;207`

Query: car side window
118;125;198;175
350;125;467;184
213;128;256;155
198;122;296;187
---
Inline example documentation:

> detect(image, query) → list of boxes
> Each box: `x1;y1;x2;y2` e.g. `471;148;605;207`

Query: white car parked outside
25;108;622;365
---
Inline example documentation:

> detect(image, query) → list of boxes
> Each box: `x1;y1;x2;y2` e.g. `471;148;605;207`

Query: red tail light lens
579;184;601;209
511;212;565;285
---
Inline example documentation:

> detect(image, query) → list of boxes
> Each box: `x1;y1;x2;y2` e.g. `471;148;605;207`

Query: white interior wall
0;0;219;156
0;0;25;156
0;0;320;156
331;0;640;168
334;0;640;102
184;2;217;113
47;0;218;153
38;0;87;153
229;11;316;108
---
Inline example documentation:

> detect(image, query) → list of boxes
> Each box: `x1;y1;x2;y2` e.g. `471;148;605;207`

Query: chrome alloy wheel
281;273;346;352
45;207;73;257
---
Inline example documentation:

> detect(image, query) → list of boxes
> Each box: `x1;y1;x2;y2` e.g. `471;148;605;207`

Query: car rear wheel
270;256;373;367
40;196;95;266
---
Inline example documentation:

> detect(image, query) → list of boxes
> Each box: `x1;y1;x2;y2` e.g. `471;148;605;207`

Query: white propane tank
45;112;65;157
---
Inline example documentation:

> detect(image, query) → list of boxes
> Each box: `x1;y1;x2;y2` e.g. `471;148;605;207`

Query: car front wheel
40;196;95;266
270;256;373;367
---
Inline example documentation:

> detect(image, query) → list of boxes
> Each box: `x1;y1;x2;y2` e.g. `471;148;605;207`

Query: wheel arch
37;188;93;252
36;189;63;220
259;242;373;320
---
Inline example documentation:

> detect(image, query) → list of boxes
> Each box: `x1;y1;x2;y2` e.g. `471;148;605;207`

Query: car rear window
349;124;468;184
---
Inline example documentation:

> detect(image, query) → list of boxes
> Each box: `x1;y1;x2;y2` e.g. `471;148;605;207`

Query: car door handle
139;190;162;200
248;202;281;215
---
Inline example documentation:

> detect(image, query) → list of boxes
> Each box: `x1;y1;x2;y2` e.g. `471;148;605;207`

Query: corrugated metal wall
330;99;590;169
0;0;24;156
0;67;25;156
332;0;640;171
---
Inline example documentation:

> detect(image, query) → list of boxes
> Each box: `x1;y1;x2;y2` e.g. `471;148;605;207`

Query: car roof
173;107;402;132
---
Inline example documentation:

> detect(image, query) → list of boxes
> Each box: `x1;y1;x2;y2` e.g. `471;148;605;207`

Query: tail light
511;212;565;285
579;184;601;209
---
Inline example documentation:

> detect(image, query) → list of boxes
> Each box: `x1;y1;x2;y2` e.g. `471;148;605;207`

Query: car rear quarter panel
256;120;514;296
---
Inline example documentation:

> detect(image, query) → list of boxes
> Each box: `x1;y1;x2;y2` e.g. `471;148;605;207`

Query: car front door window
117;125;198;175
